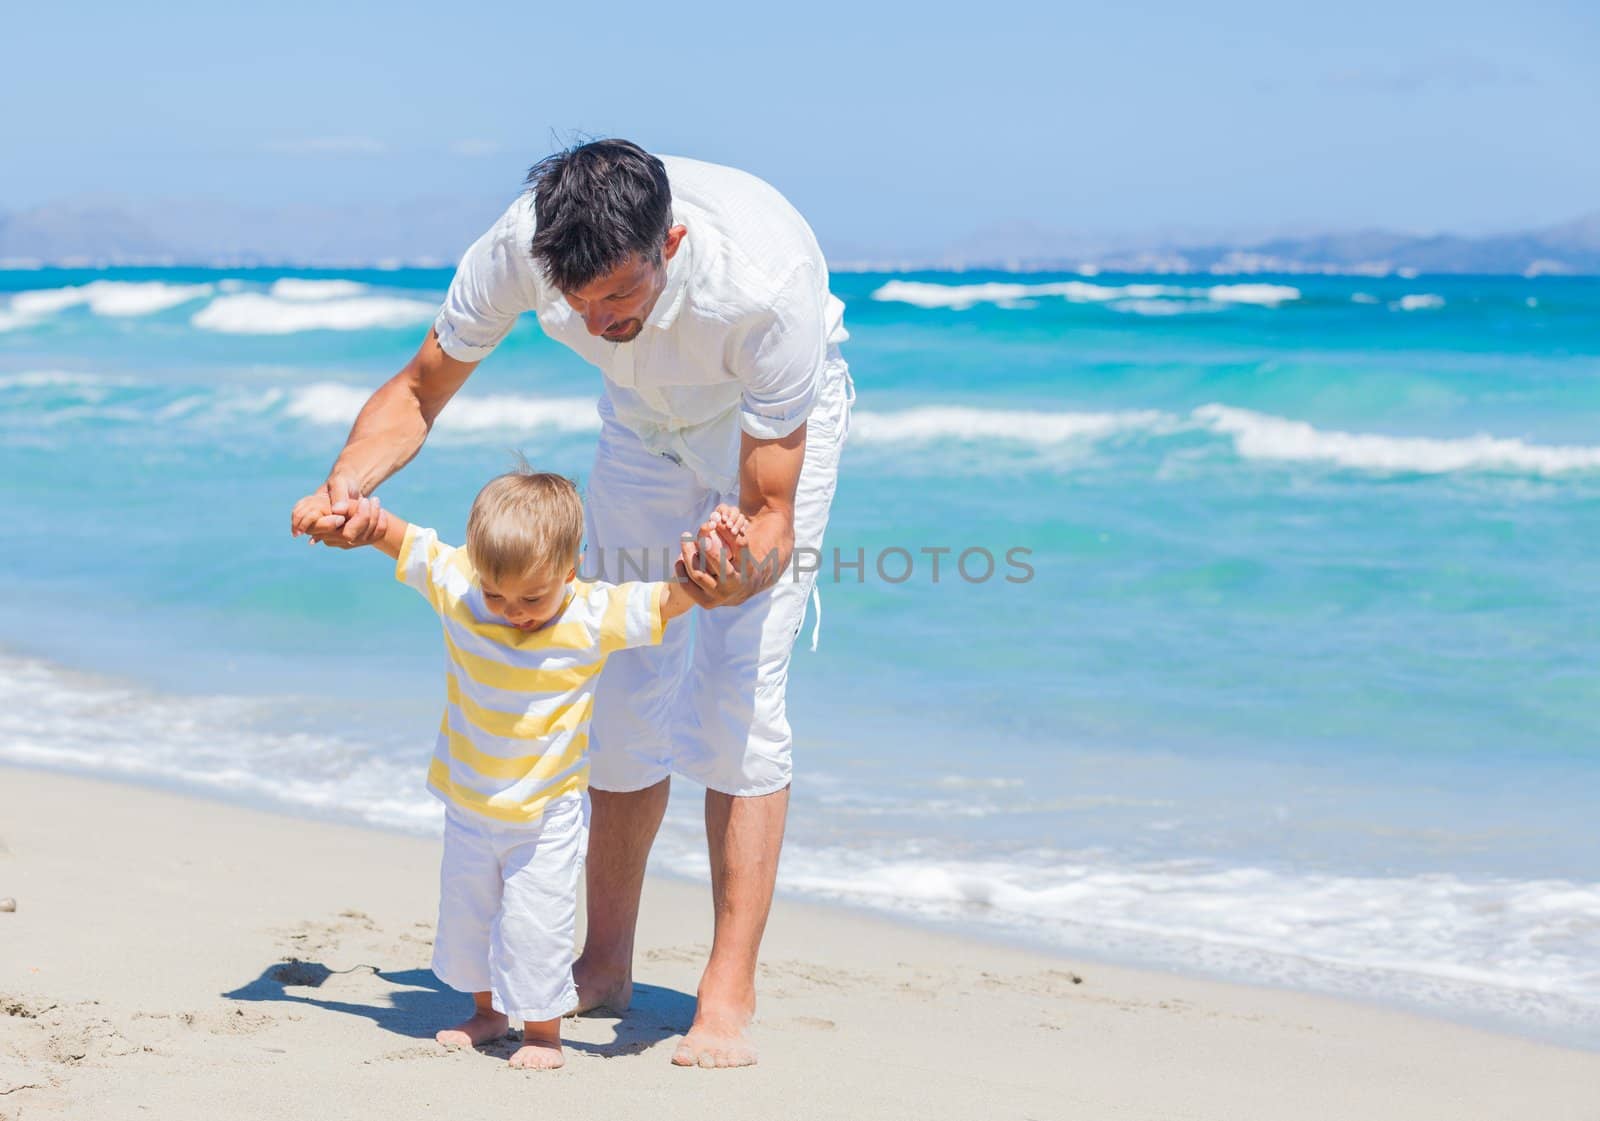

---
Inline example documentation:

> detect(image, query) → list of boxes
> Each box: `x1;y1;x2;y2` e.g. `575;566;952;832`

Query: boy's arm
372;505;410;560
658;579;699;623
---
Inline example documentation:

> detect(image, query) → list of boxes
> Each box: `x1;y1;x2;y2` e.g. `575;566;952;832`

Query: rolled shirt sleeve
733;262;827;442
394;524;460;613
595;581;670;652
433;195;541;363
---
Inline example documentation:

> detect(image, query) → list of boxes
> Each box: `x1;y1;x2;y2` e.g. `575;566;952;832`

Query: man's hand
676;425;805;608
291;475;389;549
674;505;769;608
288;327;478;549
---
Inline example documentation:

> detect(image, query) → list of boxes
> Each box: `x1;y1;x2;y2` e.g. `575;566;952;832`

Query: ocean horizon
4;265;1598;1050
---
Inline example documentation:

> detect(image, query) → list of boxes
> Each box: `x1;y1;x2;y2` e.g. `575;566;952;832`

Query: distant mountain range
0;195;516;269
3;196;1598;277
834;213;1600;277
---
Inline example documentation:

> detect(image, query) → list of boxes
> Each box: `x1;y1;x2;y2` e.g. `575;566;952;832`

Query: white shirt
433;155;849;494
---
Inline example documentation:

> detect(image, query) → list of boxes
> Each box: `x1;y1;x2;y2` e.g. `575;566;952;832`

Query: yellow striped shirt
396;524;667;826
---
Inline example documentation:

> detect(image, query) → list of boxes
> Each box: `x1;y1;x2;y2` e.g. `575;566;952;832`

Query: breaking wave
871;279;1301;311
10;373;1600;479
190;292;437;334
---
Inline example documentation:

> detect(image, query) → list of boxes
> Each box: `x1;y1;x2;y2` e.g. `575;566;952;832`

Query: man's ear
662;224;687;261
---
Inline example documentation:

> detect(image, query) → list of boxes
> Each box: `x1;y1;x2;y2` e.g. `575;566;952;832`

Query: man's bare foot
570;957;632;1016
671;1000;757;1069
509;1018;565;1070
436;1008;510;1050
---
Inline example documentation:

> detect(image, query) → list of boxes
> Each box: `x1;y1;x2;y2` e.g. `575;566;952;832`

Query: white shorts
582;356;853;797
430;793;588;1022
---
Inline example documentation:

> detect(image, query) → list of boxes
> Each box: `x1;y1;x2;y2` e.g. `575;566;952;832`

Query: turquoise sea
2;267;1597;1046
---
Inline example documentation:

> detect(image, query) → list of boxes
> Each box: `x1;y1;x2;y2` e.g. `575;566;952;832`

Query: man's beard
603;319;644;342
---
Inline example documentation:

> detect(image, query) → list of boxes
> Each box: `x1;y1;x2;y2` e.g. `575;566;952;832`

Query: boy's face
479;566;575;631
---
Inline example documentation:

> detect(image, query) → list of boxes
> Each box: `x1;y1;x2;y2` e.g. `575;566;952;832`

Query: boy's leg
431;811;512;1047
489;793;590;1070
510;1017;565;1070
437;991;508;1050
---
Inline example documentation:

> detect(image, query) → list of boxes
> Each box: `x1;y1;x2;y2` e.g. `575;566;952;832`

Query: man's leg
575;398;713;1013
571;778;670;1012
670;357;850;1067
671;784;788;1067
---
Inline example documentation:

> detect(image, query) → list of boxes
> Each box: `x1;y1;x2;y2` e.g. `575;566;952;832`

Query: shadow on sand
223;960;694;1057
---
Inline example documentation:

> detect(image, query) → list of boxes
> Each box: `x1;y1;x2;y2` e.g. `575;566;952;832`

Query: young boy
303;469;745;1069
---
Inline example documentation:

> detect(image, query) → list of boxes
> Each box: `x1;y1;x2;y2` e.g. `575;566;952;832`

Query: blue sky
5;1;1596;253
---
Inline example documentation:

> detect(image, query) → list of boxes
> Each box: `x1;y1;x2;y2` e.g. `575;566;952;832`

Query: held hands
290;475;389;548
676;504;755;608
290;484;761;608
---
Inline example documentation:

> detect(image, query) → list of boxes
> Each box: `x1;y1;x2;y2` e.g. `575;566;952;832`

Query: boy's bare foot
671;997;758;1069
509;1018;565;1070
436;1001;510;1050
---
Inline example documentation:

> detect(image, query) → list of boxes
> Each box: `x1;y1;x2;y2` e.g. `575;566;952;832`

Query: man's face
561;226;686;343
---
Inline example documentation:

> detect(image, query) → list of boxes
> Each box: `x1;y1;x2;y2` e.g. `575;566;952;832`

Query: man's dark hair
526;139;672;293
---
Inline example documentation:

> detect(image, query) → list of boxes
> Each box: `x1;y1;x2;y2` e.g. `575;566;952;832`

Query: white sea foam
1394;293;1445;311
848;405;1173;446
871;279;1116;309
0;652;440;834
269;278;370;300
761;845;1600;1042
1207;283;1300;305
0;370;134;391
284;382;601;434
5;645;1596;1044
847;401;1600;478
8;288;88;316
1109;297;1212;317
870;279;1300;311
1195;404;1600;476
191;293;436;334
15;373;1600;482
2;281;214;327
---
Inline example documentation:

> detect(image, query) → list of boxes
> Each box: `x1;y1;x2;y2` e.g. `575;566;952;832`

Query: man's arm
676;425;806;608
291;328;477;547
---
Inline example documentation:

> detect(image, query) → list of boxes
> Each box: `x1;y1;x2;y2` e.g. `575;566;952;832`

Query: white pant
583;354;853;796
430;793;588;1022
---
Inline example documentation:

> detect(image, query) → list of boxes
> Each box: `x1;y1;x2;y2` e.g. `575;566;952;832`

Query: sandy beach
0;765;1594;1121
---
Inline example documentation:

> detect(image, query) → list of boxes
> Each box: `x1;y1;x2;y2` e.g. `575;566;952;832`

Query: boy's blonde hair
465;467;584;584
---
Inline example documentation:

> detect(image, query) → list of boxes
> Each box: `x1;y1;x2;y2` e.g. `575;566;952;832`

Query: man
291;139;853;1068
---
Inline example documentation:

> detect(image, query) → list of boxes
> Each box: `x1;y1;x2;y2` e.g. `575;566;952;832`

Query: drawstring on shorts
805;583;822;652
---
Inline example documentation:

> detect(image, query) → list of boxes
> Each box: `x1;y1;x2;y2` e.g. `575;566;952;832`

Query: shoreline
3;753;1598;1055
3;765;1597;1120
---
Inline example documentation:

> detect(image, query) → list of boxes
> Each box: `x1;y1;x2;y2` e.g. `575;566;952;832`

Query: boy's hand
706;504;749;560
292;492;389;548
290;476;389;548
676;505;756;608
